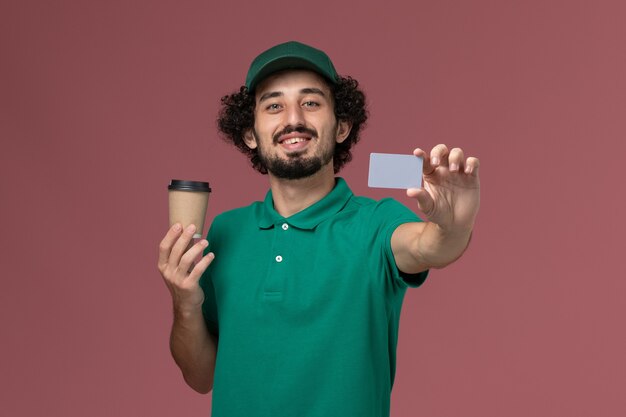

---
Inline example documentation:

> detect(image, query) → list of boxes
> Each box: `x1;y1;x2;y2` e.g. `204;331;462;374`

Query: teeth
283;137;307;145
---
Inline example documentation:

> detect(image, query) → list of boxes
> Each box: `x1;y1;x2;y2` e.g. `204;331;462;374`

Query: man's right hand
157;223;215;311
158;223;217;394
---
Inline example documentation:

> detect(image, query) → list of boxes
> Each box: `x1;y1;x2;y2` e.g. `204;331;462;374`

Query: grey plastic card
368;153;423;189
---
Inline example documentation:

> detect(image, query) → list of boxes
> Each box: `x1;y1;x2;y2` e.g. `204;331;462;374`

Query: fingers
169;224;199;268
412;148;431;174
406;187;435;216
157;223;214;311
430;144;464;171
448;147;465;172
158;223;213;285
178;238;209;277
158;223;183;272
414;145;479;176
413;144;449;175
187;252;215;284
465;156;480;176
430;144;449;168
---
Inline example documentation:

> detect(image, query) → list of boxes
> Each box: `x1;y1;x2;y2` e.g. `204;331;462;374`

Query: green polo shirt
200;178;428;417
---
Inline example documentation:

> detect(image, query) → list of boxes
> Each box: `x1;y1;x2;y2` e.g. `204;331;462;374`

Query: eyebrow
300;87;326;97
258;87;327;103
258;91;282;103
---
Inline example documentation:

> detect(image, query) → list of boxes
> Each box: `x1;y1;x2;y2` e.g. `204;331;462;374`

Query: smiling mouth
277;136;312;153
274;126;318;145
280;137;311;145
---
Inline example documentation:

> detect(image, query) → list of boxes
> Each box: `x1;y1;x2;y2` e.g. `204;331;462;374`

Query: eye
266;103;281;112
303;101;319;108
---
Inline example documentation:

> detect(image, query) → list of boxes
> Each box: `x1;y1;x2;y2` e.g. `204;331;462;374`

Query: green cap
245;41;338;91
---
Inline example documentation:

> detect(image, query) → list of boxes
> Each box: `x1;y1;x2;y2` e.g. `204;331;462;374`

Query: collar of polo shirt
256;178;352;230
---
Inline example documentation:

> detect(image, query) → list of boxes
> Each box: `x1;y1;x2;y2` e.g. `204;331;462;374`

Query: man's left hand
408;144;480;234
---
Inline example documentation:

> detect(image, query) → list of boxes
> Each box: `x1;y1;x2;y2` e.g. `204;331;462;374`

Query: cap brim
247;57;334;91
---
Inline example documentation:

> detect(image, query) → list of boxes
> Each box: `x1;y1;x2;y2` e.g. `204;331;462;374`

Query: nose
283;102;306;127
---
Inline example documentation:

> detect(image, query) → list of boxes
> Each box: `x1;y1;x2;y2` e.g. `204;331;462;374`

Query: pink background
1;1;625;416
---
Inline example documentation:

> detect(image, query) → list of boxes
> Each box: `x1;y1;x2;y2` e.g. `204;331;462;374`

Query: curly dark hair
217;75;368;174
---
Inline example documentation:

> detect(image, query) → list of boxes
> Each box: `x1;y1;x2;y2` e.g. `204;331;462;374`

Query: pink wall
1;1;624;416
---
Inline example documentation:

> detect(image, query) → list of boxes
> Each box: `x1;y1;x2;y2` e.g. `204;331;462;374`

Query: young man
158;41;480;417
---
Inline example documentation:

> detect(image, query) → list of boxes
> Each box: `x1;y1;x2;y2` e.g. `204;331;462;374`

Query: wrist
173;302;204;320
420;223;473;268
430;221;473;239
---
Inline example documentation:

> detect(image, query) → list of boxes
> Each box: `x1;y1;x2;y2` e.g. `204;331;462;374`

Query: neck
268;164;336;217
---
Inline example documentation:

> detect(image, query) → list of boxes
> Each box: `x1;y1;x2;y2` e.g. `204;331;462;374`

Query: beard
254;126;336;180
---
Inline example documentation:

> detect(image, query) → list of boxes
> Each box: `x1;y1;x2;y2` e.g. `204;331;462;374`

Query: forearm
415;222;473;269
170;305;217;394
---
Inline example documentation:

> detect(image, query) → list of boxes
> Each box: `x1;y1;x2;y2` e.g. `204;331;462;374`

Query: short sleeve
375;199;429;288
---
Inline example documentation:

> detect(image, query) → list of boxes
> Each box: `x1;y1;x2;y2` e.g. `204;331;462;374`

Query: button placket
263;221;291;301
274;223;288;263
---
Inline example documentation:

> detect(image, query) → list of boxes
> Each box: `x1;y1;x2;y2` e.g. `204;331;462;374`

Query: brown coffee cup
168;180;211;238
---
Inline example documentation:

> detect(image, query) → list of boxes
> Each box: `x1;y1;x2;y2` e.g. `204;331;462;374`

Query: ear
243;130;258;149
335;120;352;144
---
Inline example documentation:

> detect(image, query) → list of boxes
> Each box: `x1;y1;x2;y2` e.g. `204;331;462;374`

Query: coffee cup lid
168;179;211;192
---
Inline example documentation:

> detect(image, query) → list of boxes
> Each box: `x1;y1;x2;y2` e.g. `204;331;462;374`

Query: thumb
407;188;435;216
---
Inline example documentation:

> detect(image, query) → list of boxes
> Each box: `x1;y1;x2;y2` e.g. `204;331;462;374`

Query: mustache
273;126;318;143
